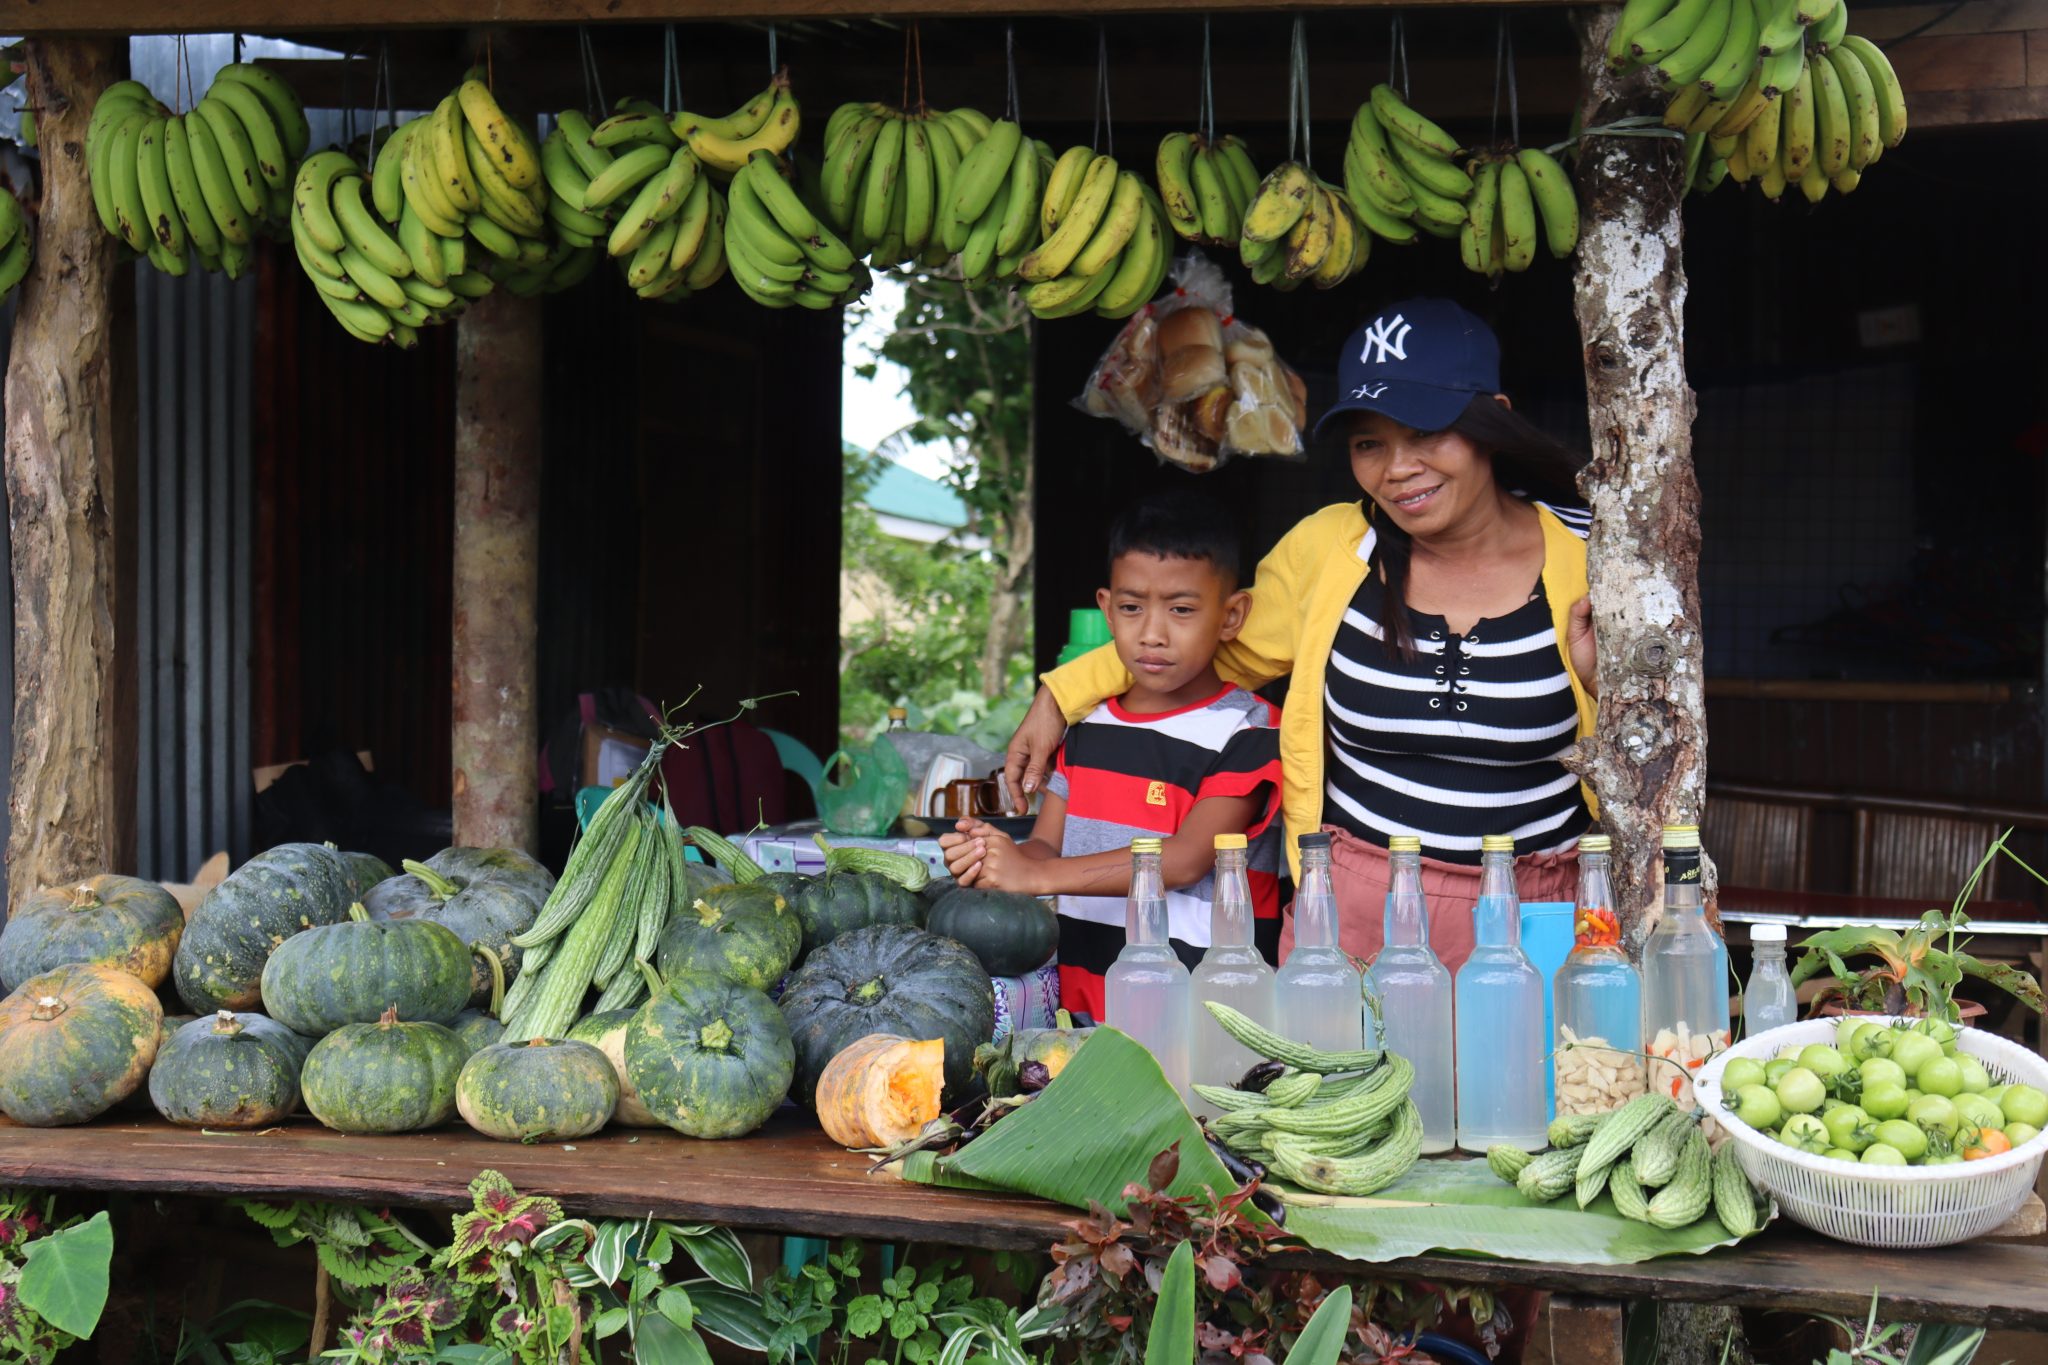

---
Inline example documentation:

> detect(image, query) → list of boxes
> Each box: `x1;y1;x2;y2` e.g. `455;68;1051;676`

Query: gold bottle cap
1388;835;1422;853
1213;833;1247;851
1130;837;1164;855
1481;834;1516;853
1578;834;1612;853
1662;825;1702;851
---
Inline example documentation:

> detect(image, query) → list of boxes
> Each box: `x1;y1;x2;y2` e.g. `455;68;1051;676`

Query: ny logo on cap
1352;382;1389;399
1360;313;1413;365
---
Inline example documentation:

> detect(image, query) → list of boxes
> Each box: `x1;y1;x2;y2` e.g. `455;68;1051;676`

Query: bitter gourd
1632;1109;1697;1187
1608;1159;1651;1222
1516;1146;1583;1203
1711;1142;1762;1238
1546;1111;1604;1149
1646;1128;1713;1228
1203;1001;1384;1073
1577;1092;1676;1176
1263;1071;1323;1108
1487;1144;1534;1183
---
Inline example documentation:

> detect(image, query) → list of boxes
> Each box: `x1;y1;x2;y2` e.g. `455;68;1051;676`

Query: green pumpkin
779;925;994;1108
457;1037;619;1141
567;1009;660;1127
780;871;923;956
656;884;802;991
682;860;729;901
925;888;1059;977
625;967;794;1139
174;843;360;1013
338;851;397;899
362;848;553;1002
300;1008;468;1133
918;877;958;913
260;905;473;1036
450;1009;505;1057
0;963;163;1125
148;1010;309;1129
0;875;186;993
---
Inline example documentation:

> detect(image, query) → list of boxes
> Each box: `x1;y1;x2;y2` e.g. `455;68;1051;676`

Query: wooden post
4;37;129;909
451;290;541;853
1564;7;1712;943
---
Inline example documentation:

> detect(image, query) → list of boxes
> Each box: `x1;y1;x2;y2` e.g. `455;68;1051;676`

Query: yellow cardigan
1043;500;1599;877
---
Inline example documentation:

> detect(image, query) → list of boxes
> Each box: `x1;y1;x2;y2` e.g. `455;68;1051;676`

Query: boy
940;490;1282;1022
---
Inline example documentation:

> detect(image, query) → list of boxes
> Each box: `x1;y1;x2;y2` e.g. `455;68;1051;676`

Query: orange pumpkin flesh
815;1033;944;1150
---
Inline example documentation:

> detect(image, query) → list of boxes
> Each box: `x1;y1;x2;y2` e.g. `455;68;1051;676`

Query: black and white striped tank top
1321;505;1593;865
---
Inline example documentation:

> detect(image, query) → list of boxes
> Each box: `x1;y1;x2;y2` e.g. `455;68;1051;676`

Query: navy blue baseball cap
1313;298;1502;440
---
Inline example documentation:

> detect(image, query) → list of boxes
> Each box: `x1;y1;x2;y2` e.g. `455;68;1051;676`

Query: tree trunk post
4;37;129;910
451;290;542;853
1565;6;1713;945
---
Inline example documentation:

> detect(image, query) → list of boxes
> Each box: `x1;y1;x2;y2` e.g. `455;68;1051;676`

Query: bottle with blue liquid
1552;834;1646;1116
1455;835;1547;1152
1365;835;1454;1154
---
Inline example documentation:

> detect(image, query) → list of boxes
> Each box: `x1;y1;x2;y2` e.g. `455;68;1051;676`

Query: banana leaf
897;1028;1237;1214
1280;1159;1770;1267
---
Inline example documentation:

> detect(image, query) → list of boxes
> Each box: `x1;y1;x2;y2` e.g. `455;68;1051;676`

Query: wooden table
3;1113;2045;1361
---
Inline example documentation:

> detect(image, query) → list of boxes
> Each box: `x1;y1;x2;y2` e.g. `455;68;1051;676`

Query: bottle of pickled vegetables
1275;833;1364;1054
1453;835;1547;1151
1641;825;1730;1109
1105;838;1192;1106
1366;836;1455;1153
1551;834;1645;1116
1190;834;1276;1098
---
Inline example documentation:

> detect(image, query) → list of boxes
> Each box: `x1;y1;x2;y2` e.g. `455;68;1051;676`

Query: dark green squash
925;889;1059;977
779;872;923;957
0;875;186;993
337;850;397;900
173;843;359;1013
456;1037;618;1141
260;905;473;1036
0;963;164;1125
450;1010;505;1057
682;859;729;901
778;925;994;1107
567;1008;660;1127
625;965;794;1138
918;877;958;914
362;848;553;1002
148;1010;308;1129
656;884;801;991
300;1008;468;1133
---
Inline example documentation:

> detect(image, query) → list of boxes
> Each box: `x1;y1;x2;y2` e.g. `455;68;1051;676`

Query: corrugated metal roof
860;461;969;531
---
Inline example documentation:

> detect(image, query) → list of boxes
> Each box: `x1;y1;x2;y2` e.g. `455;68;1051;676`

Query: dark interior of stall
83;16;2046;932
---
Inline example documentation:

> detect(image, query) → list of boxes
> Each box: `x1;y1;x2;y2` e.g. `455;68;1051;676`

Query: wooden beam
4;37;131;909
450;290;542;854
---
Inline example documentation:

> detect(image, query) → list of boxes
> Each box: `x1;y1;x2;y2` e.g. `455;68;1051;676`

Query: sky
841;275;953;481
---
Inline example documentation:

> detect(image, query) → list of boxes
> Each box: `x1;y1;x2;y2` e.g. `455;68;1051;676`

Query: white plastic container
1696;1016;2048;1248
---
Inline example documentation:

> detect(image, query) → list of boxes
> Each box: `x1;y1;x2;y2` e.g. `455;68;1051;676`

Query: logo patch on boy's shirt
1146;781;1167;806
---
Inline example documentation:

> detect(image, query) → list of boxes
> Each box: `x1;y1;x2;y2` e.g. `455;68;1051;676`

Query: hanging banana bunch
289;148;471;347
1155;132;1261;246
541;96;722;302
1238;162;1369;292
87;62;309;278
816;101;1001;276
723;149;871;310
928;111;1057;288
1017;145;1172;321
672;69;801;176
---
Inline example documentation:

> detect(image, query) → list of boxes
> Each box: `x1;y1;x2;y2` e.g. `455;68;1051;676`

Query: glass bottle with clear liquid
1190;835;1277;1103
1642;825;1731;1109
1275;833;1364;1055
1551;835;1646;1116
1744;922;1796;1037
1366;836;1455;1154
1105;838;1192;1108
1454;835;1548;1151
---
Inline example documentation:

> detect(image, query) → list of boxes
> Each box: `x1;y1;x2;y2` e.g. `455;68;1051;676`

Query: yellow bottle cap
1213;833;1247;851
1481;834;1516;853
1130;837;1164;855
1662;825;1701;851
1388;835;1422;853
1578;834;1612;853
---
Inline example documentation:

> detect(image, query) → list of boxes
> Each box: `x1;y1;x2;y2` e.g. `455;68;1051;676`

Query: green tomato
1778;1113;1831;1154
1835;1019;1868;1053
1954;1094;2006;1135
1854;1058;1906;1094
1926;1153;1966;1166
2000;1083;2048;1129
1775;1065;1826;1115
1765;1058;1797;1088
1728;1083;1783;1131
1955;1056;1992;1094
1721;1057;1767;1094
1873;1119;1928;1161
1859;1142;1909;1166
1798;1044;1849;1081
1908;1093;1961;1140
1891;1031;1943;1080
1861;1080;1910;1120
1853;1025;1897;1061
1983;1083;2012;1109
1913;1017;1959;1054
1917;1056;1964;1098
2004;1121;2041;1147
1774;1044;1807;1064
1822;1104;1875;1153
1823;1147;1860;1162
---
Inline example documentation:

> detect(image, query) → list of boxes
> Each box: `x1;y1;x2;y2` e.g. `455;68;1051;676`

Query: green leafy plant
1142;1241;1360;1365
1807;1292;1985;1365
0;1191;115;1364
746;1237;1044;1365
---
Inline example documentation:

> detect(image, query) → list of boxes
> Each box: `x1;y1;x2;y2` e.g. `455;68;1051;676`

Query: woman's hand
1567;595;1599;699
1002;685;1069;815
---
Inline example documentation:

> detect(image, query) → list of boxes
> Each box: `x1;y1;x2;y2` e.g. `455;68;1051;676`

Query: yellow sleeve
1042;642;1132;724
1212;512;1326;692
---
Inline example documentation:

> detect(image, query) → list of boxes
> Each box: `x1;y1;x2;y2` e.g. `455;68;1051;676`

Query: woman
1002;297;1599;974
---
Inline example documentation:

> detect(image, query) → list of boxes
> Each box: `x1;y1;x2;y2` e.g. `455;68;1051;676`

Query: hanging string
378;41;396;150
365;40;385;153
1388;14;1411;99
1506;20;1521;148
1004;22;1020;124
663;24;681;113
913;23;926;116
767;22;778;76
1287;17;1312;171
173;34;189;113
1199;19;1214;145
1090;26;1114;156
577;28;607;118
484;36;495;93
233;32;243;65
339;41;356;149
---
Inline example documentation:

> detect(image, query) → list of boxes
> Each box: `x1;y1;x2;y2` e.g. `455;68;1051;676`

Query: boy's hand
938;829;984;883
942;819;1040;894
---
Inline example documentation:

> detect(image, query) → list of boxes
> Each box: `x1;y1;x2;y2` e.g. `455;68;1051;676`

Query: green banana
1656;0;1735;89
994;137;1041;258
725;167;806;267
592;110;681;150
135;116;186;257
1242;160;1314;243
1345;104;1417;213
1189;145;1234;242
207;78;290;191
1071;169;1144;277
1809;45;1851;175
162;115;222;259
1609;0;1679;68
822;114;885;237
333;174;412;279
193;96;268;221
1388;133;1474;199
1465;158;1500;274
399;203;448;285
857;115;905;245
1039;144;1096;240
959;179;1010;285
1633;0;1718;64
1497;160;1536;273
681;189;728;289
666;171;716;274
1826;45;1880;170
370;121;410;224
1155;131;1202;236
582;142;669;211
1694;0;1761;96
1515;147;1579;258
213;61;311;161
292;150;356;255
606;145;696;256
1018;153;1115;282
456;79;539;189
1756;0;1805;56
1838;35;1906;149
1369;84;1460;158
900;119;936;253
555;111;616;182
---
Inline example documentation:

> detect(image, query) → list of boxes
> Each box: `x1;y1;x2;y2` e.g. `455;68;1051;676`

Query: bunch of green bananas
933;114;1057;287
820;102;995;272
1339;84;1478;248
672;70;802;178
1154;131;1261;245
541;101;723;302
1018;147;1172;320
0;188;31;302
723;148;871;309
1456;149;1579;279
86;63;309;278
1238;161;1369;291
290;151;467;347
1690;29;1903;203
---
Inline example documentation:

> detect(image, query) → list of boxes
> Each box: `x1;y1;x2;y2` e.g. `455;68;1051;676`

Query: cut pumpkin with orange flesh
816;1033;945;1149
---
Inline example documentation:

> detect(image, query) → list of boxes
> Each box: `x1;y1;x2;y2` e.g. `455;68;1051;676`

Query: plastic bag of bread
1219;323;1309;458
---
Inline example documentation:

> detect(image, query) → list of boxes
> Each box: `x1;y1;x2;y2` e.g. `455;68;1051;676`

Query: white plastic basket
1695;1017;2048;1249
